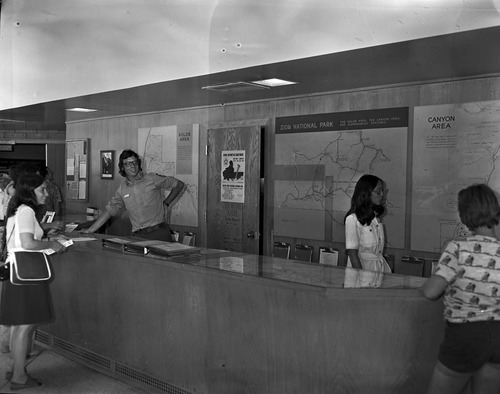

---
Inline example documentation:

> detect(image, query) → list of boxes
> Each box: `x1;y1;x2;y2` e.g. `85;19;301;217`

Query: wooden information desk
38;234;444;394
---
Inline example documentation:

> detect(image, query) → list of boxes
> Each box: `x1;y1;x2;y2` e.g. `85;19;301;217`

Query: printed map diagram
412;101;500;252
274;126;407;248
138;125;199;227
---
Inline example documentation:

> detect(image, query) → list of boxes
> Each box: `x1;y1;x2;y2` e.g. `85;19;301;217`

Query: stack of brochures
101;237;201;258
146;242;201;258
101;237;140;251
124;239;167;255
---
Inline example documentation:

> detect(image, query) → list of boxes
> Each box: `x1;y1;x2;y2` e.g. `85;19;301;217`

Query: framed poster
100;150;114;179
221;150;245;203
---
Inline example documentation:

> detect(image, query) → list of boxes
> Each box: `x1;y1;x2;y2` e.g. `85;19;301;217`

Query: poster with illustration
221;150;245;203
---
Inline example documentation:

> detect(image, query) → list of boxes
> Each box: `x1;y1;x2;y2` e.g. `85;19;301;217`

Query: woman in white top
344;174;391;274
0;174;66;390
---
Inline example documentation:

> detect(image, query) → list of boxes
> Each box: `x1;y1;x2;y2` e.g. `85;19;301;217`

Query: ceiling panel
0;26;499;133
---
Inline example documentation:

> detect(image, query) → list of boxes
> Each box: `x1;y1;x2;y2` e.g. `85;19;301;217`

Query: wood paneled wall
66;75;500;258
46;143;66;203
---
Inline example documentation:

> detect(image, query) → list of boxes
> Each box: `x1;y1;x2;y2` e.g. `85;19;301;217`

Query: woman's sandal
10;375;42;391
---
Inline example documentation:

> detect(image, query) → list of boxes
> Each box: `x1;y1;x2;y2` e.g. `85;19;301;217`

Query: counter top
63;232;427;292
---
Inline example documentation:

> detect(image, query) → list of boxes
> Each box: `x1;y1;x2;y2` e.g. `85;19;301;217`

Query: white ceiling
1;0;500;111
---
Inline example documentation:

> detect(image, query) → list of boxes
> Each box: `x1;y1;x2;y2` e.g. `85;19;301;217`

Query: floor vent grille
116;362;191;394
35;330;51;347
52;337;111;370
36;332;192;394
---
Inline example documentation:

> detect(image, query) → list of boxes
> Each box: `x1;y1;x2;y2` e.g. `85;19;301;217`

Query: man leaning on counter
82;149;184;242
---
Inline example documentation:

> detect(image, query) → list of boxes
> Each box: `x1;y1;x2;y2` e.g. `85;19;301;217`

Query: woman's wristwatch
163;201;170;207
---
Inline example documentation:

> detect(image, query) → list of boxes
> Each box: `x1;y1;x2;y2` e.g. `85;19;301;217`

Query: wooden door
207;125;261;254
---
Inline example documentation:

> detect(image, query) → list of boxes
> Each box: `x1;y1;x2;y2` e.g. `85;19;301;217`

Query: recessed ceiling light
251;78;296;87
66;107;98;112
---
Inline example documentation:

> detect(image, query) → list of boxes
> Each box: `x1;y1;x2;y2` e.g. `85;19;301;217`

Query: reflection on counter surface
93;233;428;290
193;251;426;289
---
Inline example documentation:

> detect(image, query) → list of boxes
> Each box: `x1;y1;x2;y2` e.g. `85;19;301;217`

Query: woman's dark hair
8;165;19;184
344;174;385;225
118;150;142;177
13;162;38;184
6;173;45;219
458;184;500;231
35;162;48;178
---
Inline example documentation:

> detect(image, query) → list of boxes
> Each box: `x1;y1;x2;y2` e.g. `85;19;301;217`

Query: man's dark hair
118;150;142;177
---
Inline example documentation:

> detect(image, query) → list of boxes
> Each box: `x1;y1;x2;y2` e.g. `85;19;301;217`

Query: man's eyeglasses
123;160;138;168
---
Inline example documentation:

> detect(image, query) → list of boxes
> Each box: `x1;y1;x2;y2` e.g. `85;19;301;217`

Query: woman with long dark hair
344;174;391;274
0;174;66;390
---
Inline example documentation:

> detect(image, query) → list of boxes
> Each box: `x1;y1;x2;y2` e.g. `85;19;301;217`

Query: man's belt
133;223;163;235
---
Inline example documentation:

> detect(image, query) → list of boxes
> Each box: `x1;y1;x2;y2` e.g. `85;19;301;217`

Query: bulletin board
65;139;89;201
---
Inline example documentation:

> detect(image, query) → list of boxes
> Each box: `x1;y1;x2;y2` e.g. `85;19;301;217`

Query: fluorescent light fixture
0;118;26;123
201;78;296;92
202;81;270;92
251;78;297;87
66;107;98;112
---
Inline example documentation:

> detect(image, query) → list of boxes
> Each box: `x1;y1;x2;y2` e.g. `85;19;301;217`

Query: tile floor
0;346;147;393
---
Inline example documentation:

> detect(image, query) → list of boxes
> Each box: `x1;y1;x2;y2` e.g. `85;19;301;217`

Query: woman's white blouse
345;213;390;272
6;204;43;250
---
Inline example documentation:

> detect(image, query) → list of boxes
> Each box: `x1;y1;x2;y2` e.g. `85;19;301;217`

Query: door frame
203;118;271;256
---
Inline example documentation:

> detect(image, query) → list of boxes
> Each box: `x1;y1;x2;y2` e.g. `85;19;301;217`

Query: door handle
247;231;256;239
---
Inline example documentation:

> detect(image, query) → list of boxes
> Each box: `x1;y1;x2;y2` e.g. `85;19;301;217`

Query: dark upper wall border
212;25;500;100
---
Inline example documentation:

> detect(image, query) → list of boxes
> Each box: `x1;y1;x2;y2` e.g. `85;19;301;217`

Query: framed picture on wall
100;150;114;179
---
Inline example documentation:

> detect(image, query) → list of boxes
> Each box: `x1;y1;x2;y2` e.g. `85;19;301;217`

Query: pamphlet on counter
42;238;74;255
